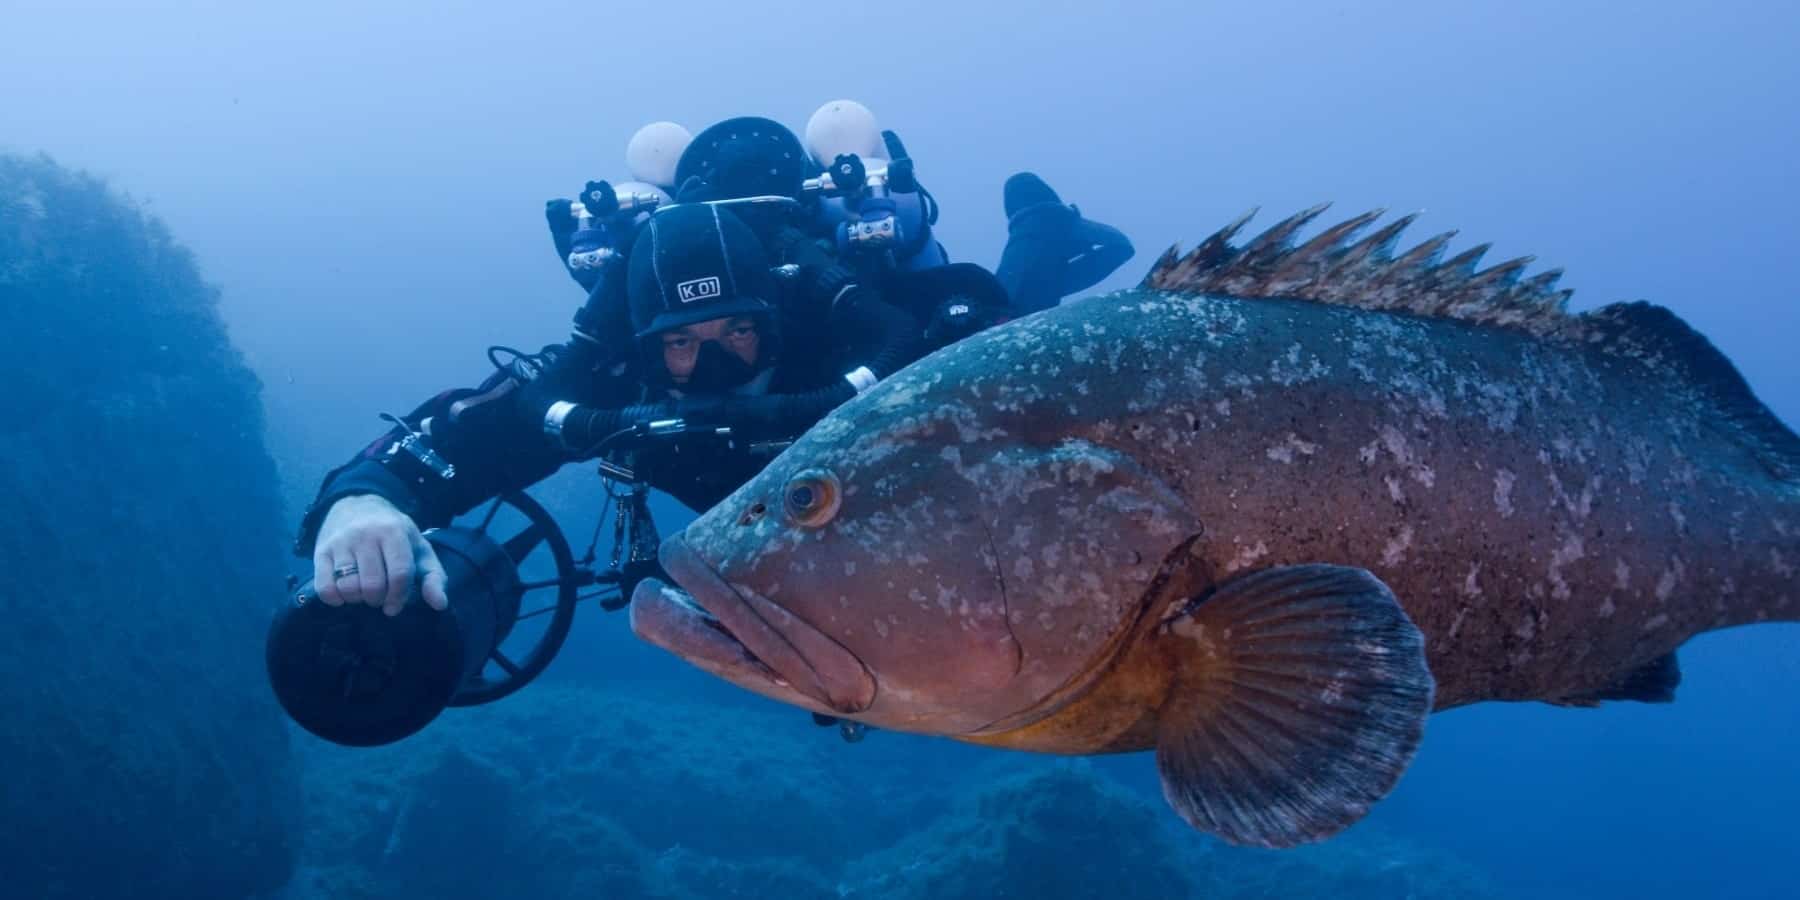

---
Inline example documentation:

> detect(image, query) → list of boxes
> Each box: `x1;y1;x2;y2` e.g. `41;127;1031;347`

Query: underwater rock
284;681;1502;899
283;681;938;897
0;153;296;898
1202;828;1505;900
645;846;836;900
837;762;1505;900
839;763;1198;899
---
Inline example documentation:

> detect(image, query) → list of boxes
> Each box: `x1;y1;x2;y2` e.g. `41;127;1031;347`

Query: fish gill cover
0;153;298;898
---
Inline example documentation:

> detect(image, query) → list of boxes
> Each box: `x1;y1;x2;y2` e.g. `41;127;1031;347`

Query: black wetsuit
292;241;924;556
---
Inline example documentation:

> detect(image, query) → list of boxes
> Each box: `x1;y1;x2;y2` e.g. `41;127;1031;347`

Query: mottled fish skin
680;284;1799;740
646;209;1798;846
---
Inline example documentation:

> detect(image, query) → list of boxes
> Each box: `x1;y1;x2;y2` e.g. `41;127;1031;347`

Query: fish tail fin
1150;564;1435;848
1580;302;1800;484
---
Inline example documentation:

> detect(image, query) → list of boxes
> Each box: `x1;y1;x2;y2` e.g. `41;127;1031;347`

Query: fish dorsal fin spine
1147;206;1799;484
1143;204;1573;335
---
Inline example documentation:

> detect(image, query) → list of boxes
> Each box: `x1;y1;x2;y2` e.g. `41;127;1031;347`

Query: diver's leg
1060;214;1135;296
994;173;1133;315
995;174;1078;315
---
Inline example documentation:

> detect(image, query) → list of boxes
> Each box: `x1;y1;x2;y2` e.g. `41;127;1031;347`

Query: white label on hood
677;276;722;303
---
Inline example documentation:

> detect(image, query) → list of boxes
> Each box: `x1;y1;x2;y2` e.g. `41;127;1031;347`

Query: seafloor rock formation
0;153;297;898
281;681;940;899
285;681;1502;899
839;762;1502;900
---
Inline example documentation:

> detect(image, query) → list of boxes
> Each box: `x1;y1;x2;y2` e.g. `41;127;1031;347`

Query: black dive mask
683;340;760;393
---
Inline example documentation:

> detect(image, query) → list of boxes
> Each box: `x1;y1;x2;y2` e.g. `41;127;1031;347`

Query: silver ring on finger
332;562;360;580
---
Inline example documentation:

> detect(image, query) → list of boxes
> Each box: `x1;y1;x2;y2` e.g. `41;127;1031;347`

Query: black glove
805;262;858;307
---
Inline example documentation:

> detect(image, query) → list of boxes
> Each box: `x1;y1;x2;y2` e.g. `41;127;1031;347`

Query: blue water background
4;2;1795;897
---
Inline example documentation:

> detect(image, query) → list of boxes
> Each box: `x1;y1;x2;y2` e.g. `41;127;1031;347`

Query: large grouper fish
628;204;1800;848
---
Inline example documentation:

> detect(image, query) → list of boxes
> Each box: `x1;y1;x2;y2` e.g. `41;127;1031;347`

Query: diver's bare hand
312;494;449;616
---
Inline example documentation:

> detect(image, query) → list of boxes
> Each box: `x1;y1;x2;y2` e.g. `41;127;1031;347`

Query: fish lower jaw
631;576;851;720
661;584;785;684
652;533;879;714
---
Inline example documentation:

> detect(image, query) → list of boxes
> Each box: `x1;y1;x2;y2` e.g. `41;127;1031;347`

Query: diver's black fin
1152;564;1435;849
1549;652;1681;707
1579;302;1800;483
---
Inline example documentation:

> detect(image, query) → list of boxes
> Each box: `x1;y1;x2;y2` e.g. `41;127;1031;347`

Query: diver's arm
296;387;494;614
294;338;628;556
294;389;558;557
712;287;926;438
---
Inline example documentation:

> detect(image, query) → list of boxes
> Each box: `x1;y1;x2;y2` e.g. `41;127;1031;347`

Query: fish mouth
628;533;876;715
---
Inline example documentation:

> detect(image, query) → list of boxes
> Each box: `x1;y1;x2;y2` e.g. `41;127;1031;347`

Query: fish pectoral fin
1547;652;1681;707
1151;564;1435;849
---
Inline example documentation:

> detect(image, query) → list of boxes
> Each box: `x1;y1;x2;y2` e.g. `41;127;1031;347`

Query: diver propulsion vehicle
267;497;591;747
265;411;838;747
265;421;690;747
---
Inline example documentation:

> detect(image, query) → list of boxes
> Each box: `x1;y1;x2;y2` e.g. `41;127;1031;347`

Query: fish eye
782;469;841;528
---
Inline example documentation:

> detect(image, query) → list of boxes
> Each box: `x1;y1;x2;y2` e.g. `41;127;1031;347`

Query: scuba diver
295;201;926;617
272;109;1133;748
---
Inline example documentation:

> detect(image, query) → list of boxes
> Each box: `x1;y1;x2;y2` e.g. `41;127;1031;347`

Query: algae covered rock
1201;827;1504;900
837;762;1506;900
286;680;1503;900
0;153;297;898
839;762;1197;899
284;681;935;898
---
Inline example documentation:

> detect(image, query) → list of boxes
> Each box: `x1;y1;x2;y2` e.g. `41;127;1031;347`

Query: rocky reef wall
0;153;298;899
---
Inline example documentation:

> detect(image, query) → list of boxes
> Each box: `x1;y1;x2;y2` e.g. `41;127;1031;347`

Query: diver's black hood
627;203;778;339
